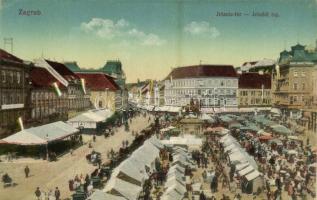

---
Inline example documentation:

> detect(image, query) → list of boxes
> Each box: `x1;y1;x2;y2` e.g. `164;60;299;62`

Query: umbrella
270;124;292;135
268;139;283;145
287;135;300;141
259;135;273;140
258;131;272;137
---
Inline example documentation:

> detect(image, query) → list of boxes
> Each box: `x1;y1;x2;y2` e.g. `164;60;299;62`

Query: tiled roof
238;73;271;89
75;72;119;91
45;60;79;81
30;67;65;89
0;49;23;63
166;65;238;79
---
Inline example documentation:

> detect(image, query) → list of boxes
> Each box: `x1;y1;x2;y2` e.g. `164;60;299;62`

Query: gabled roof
45;60;79;81
75;72;120;91
30;66;65;89
0;49;23;63
238;73;271;89
165;65;238;80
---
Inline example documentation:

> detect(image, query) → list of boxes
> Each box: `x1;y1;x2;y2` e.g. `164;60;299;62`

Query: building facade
35;59;91;119
100;60;128;110
272;43;317;132
272;44;317;110
238;72;271;107
0;49;31;137
164;65;238;108
30;66;68;123
75;72;119;111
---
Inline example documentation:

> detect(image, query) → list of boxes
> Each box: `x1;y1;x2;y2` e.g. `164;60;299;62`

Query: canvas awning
0;121;78;145
88;190;126;200
68;109;113;123
238;165;255;176
270;124;292;135
245;170;261;181
104;178;142;200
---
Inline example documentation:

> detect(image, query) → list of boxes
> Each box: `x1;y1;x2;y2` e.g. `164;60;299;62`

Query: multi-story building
272;44;317;110
238;72;271;107
65;60;129;111
35;59;91;119
272;43;317;132
100;60;128;110
0;49;31;137
139;80;165;107
30;66;68;123
75;72;119;111
164;65;238;108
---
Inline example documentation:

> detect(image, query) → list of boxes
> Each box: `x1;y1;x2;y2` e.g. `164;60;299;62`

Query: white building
164;65;238;108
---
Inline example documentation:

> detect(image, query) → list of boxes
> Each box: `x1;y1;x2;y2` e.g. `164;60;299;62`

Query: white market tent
111;158;148;186
104;178;142;200
87;190;126;200
161;135;202;150
235;163;250;171
0;121;78;145
238;165;255;176
244;170;263;194
67;109;113;129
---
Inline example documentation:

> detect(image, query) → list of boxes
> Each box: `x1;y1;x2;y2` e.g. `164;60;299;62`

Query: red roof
75;72;119;91
238;73;271;89
30;67;65;89
45;60;79;81
0;49;23;63
166;65;238;79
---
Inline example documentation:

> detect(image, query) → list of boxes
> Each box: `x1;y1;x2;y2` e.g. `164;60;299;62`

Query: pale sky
1;0;317;82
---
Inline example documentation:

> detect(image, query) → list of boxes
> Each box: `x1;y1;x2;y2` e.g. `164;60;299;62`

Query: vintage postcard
0;0;316;200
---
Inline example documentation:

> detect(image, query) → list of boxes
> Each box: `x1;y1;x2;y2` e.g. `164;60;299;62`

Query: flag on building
80;78;86;94
52;82;62;97
17;117;24;130
275;64;280;79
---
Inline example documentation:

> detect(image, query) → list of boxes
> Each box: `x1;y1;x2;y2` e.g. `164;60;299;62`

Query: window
251;91;255;96
293;83;298;90
302;83;305;90
17;72;21;84
1;71;5;83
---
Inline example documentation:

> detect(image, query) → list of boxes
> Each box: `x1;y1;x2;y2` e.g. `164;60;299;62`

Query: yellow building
76;72;120;111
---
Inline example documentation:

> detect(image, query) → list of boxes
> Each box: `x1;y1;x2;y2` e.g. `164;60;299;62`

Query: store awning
68;109;113;123
0;121;78;145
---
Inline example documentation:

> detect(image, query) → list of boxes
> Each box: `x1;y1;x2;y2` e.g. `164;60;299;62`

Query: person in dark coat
35;187;41;200
24;165;30;178
55;187;61;200
199;191;206;200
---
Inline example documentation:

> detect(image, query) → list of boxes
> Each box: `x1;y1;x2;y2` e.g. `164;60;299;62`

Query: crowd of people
34;186;61;200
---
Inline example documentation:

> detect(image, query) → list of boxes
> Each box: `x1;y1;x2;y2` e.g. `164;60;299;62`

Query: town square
0;0;317;200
